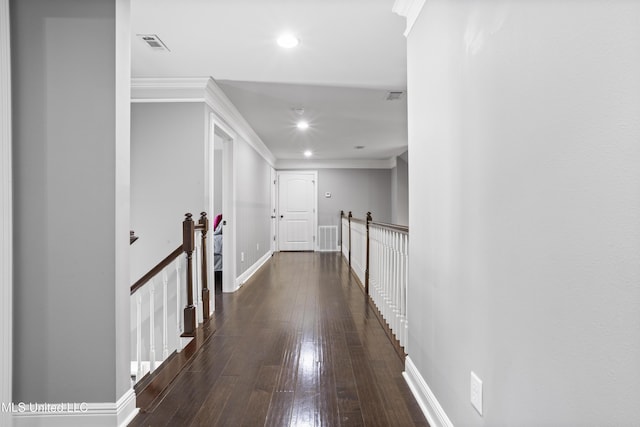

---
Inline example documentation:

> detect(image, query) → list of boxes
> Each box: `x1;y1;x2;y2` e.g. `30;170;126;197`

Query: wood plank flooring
129;252;428;427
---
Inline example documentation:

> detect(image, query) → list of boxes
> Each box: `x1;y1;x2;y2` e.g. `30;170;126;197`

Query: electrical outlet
470;371;483;416
241;252;245;262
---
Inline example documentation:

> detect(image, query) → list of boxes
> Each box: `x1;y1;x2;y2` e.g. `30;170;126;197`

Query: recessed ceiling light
297;121;309;130
304;150;313;157
277;33;300;49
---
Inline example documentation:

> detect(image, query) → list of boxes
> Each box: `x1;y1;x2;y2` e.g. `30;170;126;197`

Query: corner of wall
1;0;13;423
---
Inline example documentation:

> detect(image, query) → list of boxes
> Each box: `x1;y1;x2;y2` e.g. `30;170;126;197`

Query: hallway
129;252;428;427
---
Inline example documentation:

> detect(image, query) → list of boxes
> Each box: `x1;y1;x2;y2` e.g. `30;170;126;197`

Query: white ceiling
131;0;408;162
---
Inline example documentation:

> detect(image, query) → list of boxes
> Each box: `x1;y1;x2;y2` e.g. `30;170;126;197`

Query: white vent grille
318;226;339;252
137;34;170;52
386;91;404;101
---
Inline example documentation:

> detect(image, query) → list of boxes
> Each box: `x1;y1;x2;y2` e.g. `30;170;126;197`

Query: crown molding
392;0;427;37
131;77;276;167
203;78;276;166
276;157;397;170
1;0;13;425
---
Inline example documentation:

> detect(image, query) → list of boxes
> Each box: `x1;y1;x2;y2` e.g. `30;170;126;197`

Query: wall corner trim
403;356;454;427
235;250;273;290
12;388;138;427
1;0;13;425
392;0;427;37
131;77;276;167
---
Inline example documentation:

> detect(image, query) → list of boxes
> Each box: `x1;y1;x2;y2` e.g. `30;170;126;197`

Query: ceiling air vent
137;34;170;52
386;91;404;101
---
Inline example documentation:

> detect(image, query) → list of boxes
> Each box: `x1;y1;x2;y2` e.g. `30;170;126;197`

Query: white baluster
371;228;377;307
136;292;142;381
162;269;169;360
194;237;203;324
384;229;391;322
395;231;402;336
393;234;398;343
388;229;394;325
176;257;182;338
375;228;381;309
398;233;405;347
149;279;156;373
389;230;396;333
403;233;409;348
378;229;387;314
390;231;397;336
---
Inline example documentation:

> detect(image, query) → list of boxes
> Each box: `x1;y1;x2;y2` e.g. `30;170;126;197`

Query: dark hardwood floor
129;252;428;427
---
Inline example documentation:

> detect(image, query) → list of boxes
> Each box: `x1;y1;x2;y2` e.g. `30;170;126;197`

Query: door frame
270;167;277;253
207;114;237;293
275;170;318;252
1;0;13;423
214;120;237;293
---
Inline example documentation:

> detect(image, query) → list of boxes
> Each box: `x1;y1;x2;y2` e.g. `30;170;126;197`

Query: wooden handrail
130;245;183;295
369;221;409;234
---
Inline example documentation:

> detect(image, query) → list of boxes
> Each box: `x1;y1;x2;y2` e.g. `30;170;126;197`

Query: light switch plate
470;371;483;416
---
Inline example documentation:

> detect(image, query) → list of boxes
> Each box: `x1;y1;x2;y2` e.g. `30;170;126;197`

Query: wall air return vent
137;34;170;52
318;226;339;252
386;91;404;101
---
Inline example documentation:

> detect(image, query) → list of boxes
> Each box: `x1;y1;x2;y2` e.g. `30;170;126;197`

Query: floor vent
318;226;339;252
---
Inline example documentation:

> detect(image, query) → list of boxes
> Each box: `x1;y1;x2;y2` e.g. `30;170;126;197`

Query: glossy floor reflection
129;252;428;427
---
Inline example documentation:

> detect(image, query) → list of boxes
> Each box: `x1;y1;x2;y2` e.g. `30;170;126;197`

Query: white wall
11;0;131;404
234;138;272;277
316;168;392;226
213;148;223;217
391;155;408;226
130;102;206;283
406;1;640;425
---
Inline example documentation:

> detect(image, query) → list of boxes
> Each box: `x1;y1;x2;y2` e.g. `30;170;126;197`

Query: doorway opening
208;115;236;294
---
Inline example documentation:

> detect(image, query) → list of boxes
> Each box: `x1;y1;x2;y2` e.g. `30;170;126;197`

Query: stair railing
130;212;209;384
340;210;409;353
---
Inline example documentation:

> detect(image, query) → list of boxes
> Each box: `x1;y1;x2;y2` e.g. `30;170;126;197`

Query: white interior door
277;171;317;251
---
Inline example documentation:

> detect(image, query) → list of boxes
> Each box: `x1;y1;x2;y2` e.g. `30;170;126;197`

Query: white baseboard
12;388;138;427
403;356;454;427
234;251;272;289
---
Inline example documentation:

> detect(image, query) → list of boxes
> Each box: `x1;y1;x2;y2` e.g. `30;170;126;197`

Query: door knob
280;215;284;219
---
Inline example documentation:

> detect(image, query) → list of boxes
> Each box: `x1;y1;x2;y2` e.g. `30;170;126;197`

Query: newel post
348;211;353;266
365;212;372;295
199;212;210;320
182;213;196;337
340;210;344;253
